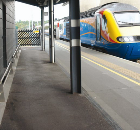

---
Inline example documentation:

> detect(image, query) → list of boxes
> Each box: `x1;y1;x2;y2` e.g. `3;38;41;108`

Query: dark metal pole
41;7;45;51
69;0;81;93
49;0;55;63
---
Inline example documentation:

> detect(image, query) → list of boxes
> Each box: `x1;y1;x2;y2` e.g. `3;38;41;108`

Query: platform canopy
15;0;68;7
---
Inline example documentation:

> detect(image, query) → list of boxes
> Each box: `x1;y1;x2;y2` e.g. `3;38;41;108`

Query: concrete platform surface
0;47;115;130
45;38;140;130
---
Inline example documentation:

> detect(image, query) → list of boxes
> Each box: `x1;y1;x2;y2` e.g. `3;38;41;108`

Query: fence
18;29;41;46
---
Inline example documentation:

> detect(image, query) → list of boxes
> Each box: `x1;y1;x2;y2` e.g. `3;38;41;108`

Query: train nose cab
99;9;140;60
114;11;140;60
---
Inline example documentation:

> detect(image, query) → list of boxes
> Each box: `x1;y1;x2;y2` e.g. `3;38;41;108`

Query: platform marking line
55;41;140;86
55;41;140;81
81;56;140;86
82;52;140;81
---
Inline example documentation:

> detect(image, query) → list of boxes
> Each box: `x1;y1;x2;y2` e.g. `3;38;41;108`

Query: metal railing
0;45;21;102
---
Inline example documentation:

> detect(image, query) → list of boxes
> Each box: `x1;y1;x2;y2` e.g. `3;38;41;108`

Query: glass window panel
114;12;140;25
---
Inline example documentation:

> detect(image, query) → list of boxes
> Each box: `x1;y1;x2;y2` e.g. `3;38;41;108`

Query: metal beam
41;7;45;51
49;0;55;63
15;0;69;7
69;0;81;93
15;0;39;6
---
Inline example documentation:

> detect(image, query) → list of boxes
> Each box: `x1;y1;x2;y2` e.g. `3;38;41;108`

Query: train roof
98;2;139;13
61;2;139;20
80;2;139;18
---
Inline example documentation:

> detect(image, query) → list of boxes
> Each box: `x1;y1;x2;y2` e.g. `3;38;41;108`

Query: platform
0;47;115;130
45;37;140;130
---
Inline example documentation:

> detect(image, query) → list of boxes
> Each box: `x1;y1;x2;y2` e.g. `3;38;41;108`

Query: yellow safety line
55;41;140;86
56;41;140;81
81;56;140;86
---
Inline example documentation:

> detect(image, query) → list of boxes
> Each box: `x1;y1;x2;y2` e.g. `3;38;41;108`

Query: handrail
0;45;20;85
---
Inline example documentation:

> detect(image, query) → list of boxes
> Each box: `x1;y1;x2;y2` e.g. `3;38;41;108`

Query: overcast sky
15;2;69;21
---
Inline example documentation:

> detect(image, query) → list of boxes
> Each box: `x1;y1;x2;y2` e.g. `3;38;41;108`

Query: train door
96;14;101;41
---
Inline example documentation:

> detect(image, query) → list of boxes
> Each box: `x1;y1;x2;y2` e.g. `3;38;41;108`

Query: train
46;2;140;60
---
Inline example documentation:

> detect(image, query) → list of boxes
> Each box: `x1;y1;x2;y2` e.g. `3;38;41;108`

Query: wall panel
0;0;16;80
80;0;97;12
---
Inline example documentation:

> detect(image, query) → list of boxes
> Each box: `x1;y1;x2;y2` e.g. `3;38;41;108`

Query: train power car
60;2;140;60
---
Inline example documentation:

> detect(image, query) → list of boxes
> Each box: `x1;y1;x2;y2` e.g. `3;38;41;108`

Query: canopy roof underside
15;0;68;7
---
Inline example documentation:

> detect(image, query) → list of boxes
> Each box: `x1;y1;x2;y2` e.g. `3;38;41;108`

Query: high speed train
59;2;140;60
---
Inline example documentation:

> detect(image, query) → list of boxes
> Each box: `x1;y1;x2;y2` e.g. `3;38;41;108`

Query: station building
0;0;17;80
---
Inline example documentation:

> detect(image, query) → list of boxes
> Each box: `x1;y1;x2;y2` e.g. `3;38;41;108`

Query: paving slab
0;47;115;130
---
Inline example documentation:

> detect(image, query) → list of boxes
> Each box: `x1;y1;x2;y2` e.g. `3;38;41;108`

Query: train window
59;24;63;30
102;15;107;31
114;12;140;26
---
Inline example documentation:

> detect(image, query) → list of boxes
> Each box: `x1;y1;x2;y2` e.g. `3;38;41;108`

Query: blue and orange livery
60;2;140;60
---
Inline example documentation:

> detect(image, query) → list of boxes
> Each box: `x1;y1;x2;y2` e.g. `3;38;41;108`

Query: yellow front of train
102;9;140;60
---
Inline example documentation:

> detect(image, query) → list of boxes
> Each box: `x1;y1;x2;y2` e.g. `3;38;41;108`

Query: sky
15;1;69;21
15;0;102;22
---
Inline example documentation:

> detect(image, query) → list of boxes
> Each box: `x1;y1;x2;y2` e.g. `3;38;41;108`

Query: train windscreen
114;12;140;26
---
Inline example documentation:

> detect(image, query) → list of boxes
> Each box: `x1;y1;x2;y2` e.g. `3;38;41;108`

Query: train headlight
129;37;134;42
117;36;134;42
118;37;124;42
124;37;129;42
